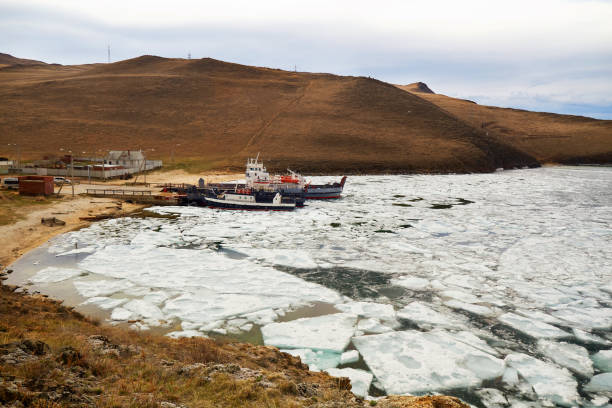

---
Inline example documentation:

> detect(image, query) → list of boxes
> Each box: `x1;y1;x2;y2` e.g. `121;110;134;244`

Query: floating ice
281;349;340;371
110;307;136;321
73;279;135;297
15;168;612;403
501;367;519;386
352;330;505;395
591;350;612;372
505;353;579;407
29;267;83;283
441;290;480;303
397;301;465;329
165;330;208;339
79;246;342;327
474;388;508;408
536;340;593;377
262;313;357;352
335;301;396;322
498;312;570;339
239;248;318;269
573;328;611;346
55;246;97;257
356;318;394;334
340;350;359;365
551;307;612;331
444;299;495;317
122;299;165;321
326;368;372;398
81;297;127;310
391;276;430;291
584;373;612;393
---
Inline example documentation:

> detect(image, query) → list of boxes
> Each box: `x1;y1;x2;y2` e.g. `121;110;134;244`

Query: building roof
106;150;144;161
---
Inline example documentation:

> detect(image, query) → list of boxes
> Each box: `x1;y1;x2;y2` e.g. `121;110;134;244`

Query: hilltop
398;86;612;165
0;54;609;173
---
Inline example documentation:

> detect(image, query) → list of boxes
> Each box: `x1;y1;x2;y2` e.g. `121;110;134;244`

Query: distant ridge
0;53;46;68
0;54;609;172
397;82;435;94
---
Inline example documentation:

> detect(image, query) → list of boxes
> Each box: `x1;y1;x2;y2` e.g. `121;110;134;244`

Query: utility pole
69;151;75;197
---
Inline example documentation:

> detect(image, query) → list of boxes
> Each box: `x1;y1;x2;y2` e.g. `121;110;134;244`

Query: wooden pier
85;189;180;205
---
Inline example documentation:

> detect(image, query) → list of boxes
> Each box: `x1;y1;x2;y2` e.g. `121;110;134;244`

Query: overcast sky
2;0;612;119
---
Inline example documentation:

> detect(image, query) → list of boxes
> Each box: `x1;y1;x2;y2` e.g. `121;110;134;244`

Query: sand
0;171;242;268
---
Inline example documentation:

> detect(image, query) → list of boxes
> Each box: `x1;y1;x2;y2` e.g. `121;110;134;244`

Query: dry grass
0;283;361;407
0;189;61;225
398;88;612;164
0;55;541;174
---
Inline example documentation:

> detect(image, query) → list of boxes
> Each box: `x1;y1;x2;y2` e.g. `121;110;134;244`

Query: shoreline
0;171;242;269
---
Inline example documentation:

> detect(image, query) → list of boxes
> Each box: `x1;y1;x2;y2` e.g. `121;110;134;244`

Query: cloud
1;0;611;118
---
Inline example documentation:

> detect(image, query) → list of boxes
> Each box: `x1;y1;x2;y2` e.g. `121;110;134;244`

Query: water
7;166;612;406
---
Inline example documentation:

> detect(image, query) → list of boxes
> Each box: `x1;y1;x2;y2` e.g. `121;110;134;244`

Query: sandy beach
0;170;241;268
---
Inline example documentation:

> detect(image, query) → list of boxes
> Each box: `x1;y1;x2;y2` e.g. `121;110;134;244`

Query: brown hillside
396;82;435;94
0;55;540;173
400;85;612;164
0;53;46;69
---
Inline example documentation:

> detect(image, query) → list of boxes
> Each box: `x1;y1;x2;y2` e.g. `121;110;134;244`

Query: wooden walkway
85;189;180;205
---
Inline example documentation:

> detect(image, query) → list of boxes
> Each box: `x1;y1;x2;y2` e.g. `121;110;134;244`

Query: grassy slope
0;56;538;174
398;83;612;164
0;281;469;408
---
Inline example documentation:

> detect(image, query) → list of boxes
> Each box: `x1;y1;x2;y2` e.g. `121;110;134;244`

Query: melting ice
21;167;612;406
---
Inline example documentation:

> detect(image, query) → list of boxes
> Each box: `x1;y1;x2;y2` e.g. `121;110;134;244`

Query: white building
105;150;146;169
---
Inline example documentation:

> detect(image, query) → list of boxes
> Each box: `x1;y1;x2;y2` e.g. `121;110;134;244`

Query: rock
87;334;140;358
296;382;320;397
0;339;49;364
177;363;206;376
375;395;470;407
57;346;82;365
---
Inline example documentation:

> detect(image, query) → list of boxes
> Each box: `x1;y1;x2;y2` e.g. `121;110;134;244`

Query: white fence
18;160;163;179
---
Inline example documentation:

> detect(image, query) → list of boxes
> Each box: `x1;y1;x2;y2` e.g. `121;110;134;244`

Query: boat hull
205;196;295;211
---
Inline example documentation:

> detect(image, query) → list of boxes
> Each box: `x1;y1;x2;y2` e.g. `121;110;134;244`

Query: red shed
18;176;54;196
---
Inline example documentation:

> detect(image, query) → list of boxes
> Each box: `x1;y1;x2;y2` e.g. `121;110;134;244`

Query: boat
243;155;347;200
304;176;347;199
204;189;296;211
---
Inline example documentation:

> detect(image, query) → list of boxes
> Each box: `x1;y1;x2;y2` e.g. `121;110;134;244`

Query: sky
2;0;612;119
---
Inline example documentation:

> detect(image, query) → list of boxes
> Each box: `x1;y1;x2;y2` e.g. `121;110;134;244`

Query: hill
0;53;46;69
0;54;608;173
398;85;612;165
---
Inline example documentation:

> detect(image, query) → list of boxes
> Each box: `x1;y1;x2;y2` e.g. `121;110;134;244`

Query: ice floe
536;340;593;377
325;368;372;398
498;312;571;339
505;353;579;407
81;297;127;310
444;299;495;317
280;349;340;371
397;301;466;329
165;330;208;339
262;313;357;352
340;350;359;365
584;372;612;393
591;350;612;372
29;267;84;283
353;330;505;394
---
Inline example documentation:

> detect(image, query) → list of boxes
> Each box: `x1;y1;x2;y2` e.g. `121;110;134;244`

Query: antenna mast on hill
107;45;111;63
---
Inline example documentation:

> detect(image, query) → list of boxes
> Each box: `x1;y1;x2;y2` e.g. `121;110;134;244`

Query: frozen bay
9;166;612;406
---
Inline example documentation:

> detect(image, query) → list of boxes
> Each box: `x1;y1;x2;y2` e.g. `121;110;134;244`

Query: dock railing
86;189;152;196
